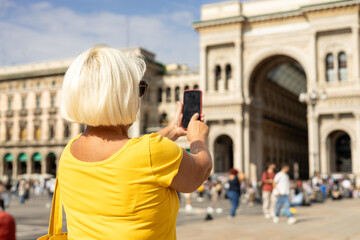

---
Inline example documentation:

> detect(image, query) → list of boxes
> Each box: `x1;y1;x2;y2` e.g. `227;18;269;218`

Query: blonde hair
60;45;145;126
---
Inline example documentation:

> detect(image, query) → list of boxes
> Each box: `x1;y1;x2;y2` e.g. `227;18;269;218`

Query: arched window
36;94;41;108
159;113;168;126
215;65;221;90
6;127;12;141
184;85;189;91
325;53;335;82
49;125;55;139
8;97;13;111
194;85;199;89
20;127;26;141
225;64;232;90
175;87;180;101
338;52;347;82
50;94;56;107
64;124;70;138
157;88;163;103
21;96;26;110
34;126;41;140
166;87;171;102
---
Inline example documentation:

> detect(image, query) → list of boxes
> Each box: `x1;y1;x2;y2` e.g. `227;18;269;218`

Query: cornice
193;0;360;30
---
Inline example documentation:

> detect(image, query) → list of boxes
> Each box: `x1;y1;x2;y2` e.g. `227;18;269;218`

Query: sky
0;0;229;68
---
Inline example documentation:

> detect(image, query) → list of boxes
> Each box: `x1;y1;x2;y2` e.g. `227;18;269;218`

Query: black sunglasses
139;80;148;97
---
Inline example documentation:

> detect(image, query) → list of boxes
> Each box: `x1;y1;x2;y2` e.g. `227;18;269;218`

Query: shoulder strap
48;177;63;235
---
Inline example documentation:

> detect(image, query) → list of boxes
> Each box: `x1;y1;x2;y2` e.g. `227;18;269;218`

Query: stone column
307;104;320;177
234;119;243;172
243;106;251;178
352;25;360;88
199;45;207;91
320;138;328;176
355;113;360;187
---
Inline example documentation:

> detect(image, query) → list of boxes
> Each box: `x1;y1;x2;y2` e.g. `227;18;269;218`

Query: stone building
1;0;360;186
0;48;164;180
193;0;360;184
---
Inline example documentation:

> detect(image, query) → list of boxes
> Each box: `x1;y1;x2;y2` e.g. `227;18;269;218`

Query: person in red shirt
261;163;276;219
0;199;16;240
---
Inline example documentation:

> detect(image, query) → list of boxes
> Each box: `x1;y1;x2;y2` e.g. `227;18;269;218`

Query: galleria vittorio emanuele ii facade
1;0;360;186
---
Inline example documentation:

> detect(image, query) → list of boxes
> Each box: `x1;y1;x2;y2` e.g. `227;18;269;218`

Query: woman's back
58;133;182;239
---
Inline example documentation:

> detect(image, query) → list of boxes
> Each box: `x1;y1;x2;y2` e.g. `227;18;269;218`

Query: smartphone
182;90;202;130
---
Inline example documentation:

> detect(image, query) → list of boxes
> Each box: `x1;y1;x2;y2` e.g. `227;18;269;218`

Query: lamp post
299;90;327;177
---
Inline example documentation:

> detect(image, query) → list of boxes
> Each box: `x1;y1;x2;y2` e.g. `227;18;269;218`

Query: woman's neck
84;125;130;140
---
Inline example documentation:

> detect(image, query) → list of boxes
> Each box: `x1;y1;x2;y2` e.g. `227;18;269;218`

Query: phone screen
182;90;202;130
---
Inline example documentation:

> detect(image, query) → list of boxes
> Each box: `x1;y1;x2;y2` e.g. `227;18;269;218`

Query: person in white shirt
273;165;297;225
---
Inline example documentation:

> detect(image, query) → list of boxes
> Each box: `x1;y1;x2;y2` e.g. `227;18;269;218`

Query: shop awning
33;153;42;162
19;153;28;162
5;154;14;162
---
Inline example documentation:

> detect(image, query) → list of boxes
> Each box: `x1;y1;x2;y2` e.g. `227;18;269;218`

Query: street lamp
299;90;327;105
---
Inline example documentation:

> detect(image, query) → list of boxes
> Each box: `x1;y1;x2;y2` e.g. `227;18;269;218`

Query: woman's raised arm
170;114;212;193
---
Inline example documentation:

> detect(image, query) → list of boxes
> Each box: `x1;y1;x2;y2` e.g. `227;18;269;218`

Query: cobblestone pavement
5;193;360;240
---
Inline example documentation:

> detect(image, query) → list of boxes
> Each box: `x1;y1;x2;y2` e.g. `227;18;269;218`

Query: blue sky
0;0;227;67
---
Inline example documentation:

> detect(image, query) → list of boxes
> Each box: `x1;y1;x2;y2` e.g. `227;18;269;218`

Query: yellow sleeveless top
58;133;183;240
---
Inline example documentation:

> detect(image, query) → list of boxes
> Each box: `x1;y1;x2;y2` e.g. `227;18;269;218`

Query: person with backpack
261;163;276;219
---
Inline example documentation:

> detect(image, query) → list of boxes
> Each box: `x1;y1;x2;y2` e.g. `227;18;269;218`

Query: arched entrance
3;153;14;177
46;152;57;176
327;130;352;173
249;55;309;179
17;153;28;175
214;135;233;173
32;153;42;174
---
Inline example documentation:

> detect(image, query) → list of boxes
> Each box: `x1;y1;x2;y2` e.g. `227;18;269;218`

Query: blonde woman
57;46;212;239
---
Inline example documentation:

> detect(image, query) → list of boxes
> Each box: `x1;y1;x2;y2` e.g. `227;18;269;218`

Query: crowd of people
188;163;360;225
0;177;56;208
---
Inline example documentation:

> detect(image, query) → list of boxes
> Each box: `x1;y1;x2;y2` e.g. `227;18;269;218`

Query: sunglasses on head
139;80;148;97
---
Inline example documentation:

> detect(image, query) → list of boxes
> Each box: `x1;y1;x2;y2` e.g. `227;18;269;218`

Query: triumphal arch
193;0;360;184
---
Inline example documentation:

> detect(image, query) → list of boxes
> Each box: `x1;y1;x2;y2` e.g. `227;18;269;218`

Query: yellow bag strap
48;177;63;235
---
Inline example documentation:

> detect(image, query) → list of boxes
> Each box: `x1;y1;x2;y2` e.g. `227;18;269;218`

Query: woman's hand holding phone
187;113;208;143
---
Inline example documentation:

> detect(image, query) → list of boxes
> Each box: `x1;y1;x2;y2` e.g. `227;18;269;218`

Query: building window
166;87;171;102
23;82;26;89
175;87;180;101
160;113;168;126
20;127;26;141
50;94;56;107
9;84;12;91
22;96;26;110
49;125;55;139
34;126;41;140
215;65;221;90
338;52;347;82
8;98;13;111
6;127;12;141
64;124;70;138
36;94;41;108
184;85;189;91
158;88;162;102
194;85;199;89
80;124;86;133
37;82;40;88
326;53;335;82
225;64;232;90
52;81;56;86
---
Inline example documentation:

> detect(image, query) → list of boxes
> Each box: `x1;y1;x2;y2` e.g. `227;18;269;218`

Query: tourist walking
273;165;297;225
261;163;276;219
18;180;26;204
227;168;241;218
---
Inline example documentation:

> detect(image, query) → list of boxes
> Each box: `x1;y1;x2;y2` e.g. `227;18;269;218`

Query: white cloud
0;2;199;67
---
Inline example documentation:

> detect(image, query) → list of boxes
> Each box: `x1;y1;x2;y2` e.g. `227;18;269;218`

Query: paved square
6;194;360;240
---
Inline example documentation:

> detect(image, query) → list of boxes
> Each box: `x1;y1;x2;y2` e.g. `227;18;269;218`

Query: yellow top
58;133;183;240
